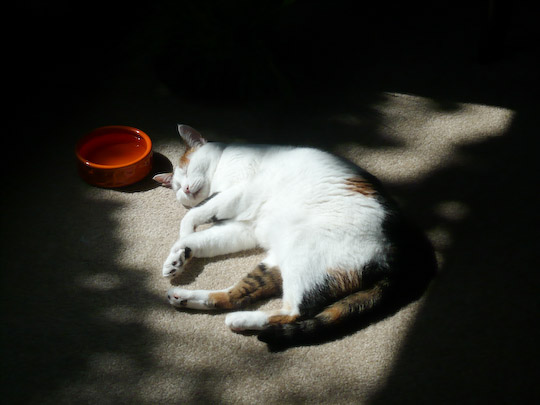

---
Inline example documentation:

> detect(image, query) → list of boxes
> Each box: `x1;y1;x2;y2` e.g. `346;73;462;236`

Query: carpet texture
4;3;538;404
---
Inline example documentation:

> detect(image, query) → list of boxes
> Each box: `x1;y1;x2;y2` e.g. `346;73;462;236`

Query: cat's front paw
162;247;192;278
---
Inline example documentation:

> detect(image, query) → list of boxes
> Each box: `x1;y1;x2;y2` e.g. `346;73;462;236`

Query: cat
154;124;436;344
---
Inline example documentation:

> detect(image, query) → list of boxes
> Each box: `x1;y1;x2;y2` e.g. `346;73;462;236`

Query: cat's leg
223;268;302;331
224;257;312;332
167;263;282;309
224;307;300;332
162;220;257;277
179;187;248;238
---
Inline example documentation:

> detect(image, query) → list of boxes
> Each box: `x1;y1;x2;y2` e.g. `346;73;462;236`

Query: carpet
3;3;538;404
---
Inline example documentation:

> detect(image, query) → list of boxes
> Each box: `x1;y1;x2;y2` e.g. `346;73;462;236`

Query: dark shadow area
114;152;173;193
5;5;204;403
150;1;537;108
368;107;539;404
1;185;166;403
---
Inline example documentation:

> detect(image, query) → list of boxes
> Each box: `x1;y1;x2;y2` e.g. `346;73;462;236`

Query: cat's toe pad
225;311;268;332
162;247;191;278
167;288;211;310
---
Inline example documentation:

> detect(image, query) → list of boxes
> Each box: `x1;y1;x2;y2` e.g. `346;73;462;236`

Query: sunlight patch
334;92;515;182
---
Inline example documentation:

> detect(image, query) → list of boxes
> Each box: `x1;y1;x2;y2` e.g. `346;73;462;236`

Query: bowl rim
76;125;152;169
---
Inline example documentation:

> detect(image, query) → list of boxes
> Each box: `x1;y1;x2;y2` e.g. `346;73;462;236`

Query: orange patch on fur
179;147;196;168
268;314;299;325
208;292;234;309
327;269;363;293
339;278;390;312
230;265;282;301
313;277;392;326
210;266;283;309
318;305;344;323
345;177;376;197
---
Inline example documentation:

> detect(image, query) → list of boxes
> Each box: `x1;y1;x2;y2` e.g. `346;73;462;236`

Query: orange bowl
76;126;153;188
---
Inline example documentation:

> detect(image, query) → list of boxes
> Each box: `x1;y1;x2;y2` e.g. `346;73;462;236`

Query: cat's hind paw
167;288;212;310
162;247;192;278
225;311;269;332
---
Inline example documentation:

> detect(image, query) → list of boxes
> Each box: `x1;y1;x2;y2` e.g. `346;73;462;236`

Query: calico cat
154;124;436;343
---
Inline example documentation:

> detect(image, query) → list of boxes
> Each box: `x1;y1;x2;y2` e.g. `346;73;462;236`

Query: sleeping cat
154;124;436;343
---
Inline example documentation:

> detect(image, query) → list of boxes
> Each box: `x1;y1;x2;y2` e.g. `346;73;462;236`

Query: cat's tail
258;277;394;346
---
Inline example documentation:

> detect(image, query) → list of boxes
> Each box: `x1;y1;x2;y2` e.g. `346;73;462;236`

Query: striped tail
258;278;393;345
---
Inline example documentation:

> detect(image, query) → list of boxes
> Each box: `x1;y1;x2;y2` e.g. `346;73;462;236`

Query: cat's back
247;145;383;217
217;143;378;203
217;143;294;174
215;144;333;186
254;146;355;182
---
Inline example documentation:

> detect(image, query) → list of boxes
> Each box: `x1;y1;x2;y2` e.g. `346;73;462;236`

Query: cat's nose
184;185;191;194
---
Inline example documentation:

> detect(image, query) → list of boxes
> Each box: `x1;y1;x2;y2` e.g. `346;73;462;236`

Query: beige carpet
4;4;538;404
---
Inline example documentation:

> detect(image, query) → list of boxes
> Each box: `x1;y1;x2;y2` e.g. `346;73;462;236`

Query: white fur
161;126;389;330
167;287;230;310
225;311;270;331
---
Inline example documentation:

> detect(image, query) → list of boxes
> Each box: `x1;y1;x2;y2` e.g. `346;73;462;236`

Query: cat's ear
153;173;173;188
177;124;208;148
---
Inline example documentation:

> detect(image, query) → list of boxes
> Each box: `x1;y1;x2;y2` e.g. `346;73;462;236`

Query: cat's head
153;124;213;207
